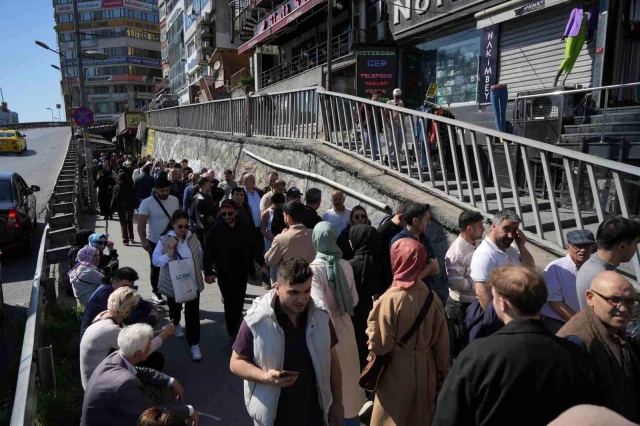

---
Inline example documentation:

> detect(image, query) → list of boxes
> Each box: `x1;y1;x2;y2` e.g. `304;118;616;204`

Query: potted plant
238;76;255;94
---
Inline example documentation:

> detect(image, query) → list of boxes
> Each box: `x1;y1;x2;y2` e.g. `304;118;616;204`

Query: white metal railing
147;87;640;281
515;81;640;144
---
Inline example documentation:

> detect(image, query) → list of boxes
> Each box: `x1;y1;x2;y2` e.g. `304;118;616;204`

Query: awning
238;0;326;54
476;0;571;29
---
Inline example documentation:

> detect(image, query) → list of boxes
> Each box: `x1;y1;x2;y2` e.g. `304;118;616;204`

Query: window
62;50;76;60
114;85;129;94
58;13;74;23
92;86;110;94
59;32;74;42
404;28;481;107
57;0;72;4
79;12;93;21
95;102;111;113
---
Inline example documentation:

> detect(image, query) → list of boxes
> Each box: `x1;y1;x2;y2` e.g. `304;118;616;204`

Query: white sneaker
152;293;166;305
191;344;202;361
359;400;374;424
175;325;184;338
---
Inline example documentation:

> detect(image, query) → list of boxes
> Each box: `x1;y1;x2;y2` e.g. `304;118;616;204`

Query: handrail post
601;88;609;143
245;92;251;137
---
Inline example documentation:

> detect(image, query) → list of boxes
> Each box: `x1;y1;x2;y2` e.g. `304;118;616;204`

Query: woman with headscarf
310;221;366;426
336;205;370;261
366;238;450;426
88;233;119;277
69;246;105;306
348;224;385;368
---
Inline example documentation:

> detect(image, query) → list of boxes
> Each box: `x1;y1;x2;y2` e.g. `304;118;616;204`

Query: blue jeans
361;130;379;157
490;86;508;132
416;138;429;167
343;417;360;426
263;239;277;285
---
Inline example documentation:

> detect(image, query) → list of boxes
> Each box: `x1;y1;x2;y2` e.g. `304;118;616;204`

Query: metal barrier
10;136;82;426
1;122;71;130
147;87;640;281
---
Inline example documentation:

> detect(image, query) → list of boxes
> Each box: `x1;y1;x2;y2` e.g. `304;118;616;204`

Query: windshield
0;132;16;138
0;181;15;203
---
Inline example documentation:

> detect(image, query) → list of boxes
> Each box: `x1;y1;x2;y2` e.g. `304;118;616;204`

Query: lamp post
0;86;8;125
46;107;54;125
51;64;73;122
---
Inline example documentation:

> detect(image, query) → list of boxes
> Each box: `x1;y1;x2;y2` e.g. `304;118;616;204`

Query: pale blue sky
0;0;64;123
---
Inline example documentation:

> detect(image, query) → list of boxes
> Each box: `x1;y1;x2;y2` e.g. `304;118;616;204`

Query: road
0;127;70;406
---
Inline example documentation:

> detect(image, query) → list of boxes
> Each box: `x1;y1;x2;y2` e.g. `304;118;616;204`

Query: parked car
0;129;27;154
0;172;39;252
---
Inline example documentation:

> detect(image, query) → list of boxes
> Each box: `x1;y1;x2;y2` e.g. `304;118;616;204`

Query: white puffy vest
243;290;333;426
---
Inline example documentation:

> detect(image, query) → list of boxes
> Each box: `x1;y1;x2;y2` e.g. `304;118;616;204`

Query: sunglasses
175;224;188;229
221;211;235;217
353;214;367;220
97;241;107;246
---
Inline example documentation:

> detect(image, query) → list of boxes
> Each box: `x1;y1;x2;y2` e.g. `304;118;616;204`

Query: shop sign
515;0;544;16
476;25;499;105
95;113;121;121
55;0;101;13
136;92;154;100
239;0;325;53
355;47;397;102
426;83;438;99
89;94;114;102
391;0;502;38
62;56;161;68
124;0;158;12
146;129;155;154
102;0;125;7
86;75;113;82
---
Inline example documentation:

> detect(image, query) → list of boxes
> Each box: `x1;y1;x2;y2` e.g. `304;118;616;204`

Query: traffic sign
73;105;94;127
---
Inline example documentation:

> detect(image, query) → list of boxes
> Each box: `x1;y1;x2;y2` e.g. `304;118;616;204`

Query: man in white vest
230;258;345;426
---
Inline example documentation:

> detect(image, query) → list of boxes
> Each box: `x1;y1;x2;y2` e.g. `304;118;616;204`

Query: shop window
405;28;481;107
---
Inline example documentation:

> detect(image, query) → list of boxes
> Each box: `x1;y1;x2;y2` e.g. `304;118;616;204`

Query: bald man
558;271;639;422
321;190;351;234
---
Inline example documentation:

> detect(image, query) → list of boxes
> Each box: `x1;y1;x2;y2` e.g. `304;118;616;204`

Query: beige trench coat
366;283;450;426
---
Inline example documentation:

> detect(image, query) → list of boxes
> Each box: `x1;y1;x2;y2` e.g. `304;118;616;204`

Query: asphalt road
0;126;71;306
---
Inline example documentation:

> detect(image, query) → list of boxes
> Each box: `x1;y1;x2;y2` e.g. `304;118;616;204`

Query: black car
0;172;39;252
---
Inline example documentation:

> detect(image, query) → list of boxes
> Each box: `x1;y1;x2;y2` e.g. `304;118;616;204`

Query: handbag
359;290;434;392
168;251;198;303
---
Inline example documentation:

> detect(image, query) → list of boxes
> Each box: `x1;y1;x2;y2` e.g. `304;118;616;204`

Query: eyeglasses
589;289;637;310
221;211;235;217
97;241;107;246
569;243;593;251
175;224;188;229
353;214;366;220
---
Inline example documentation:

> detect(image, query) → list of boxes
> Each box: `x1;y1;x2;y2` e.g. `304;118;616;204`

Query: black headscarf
348;224;384;299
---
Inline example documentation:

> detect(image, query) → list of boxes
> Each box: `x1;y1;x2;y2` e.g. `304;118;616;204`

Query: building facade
0;111;19;126
53;0;162;123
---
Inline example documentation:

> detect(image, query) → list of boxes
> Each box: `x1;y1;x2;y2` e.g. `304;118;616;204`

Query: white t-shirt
470;236;521;283
322;207;352;235
138;195;179;243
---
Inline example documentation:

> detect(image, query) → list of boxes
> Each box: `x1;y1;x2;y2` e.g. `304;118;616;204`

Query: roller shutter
498;4;595;99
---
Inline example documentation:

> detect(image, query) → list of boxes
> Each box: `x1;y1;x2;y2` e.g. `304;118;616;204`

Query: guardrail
10;136;82;426
146;87;640;281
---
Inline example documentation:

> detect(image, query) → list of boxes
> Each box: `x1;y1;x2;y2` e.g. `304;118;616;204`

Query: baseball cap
567;230;595;245
286;187;302;198
220;199;237;210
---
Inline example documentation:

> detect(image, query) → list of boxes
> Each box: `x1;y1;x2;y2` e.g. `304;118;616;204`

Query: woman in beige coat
366;238;450;426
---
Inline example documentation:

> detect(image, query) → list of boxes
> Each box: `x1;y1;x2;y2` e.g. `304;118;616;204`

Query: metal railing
258;29;357;89
230;67;250;89
10;136;82;425
1;122;71;130
147;87;640;281
515;81;640;144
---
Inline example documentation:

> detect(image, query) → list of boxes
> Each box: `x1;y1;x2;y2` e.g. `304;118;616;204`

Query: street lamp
35;40;109;60
52;64;73;121
46;107;54;125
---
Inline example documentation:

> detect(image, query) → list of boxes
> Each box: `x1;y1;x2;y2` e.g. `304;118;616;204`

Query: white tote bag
168;252;198;303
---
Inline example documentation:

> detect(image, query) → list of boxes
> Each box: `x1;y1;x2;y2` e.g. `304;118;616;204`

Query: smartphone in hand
279;370;299;378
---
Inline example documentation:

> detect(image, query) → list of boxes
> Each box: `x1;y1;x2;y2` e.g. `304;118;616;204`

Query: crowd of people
75;153;640;426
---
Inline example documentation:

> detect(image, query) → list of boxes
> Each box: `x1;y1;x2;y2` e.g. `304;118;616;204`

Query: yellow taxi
0;129;27;154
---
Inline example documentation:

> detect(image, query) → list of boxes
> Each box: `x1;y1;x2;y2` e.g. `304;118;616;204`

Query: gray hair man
81;323;197;426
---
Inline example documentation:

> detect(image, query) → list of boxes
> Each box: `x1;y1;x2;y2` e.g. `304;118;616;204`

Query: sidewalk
99;214;267;426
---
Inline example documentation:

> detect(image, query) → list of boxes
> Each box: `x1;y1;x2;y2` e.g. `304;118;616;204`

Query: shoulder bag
154;195;174;235
359;290;434;392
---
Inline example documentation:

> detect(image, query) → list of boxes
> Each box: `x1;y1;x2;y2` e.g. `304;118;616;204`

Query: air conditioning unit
517;88;574;120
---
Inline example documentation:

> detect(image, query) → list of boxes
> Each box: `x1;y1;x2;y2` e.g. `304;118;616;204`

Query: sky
0;0;65;123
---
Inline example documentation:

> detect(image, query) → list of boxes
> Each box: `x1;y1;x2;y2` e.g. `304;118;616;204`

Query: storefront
392;0;603;128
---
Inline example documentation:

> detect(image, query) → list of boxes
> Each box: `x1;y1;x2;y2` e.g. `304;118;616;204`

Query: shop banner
515;0;545;16
146;129;155;154
355;47;397;102
238;0;325;53
55;0;102;13
476;25;499;105
62;56;161;68
124;0;159;12
86;75;113;82
102;0;124;7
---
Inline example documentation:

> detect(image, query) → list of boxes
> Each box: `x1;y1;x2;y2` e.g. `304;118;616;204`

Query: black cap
567;230;595;245
287;187;301;198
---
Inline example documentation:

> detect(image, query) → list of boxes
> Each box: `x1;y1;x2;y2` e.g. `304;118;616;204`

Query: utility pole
72;0;96;213
326;0;332;91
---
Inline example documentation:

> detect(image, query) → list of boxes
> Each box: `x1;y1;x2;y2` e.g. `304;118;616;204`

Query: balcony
258;29;356;89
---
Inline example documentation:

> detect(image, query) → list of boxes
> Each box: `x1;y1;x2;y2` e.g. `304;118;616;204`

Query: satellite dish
213;60;222;71
187;5;195;16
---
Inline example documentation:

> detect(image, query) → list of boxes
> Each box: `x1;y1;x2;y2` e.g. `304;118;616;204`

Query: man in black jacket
433;265;601;426
191;177;218;246
204;200;268;338
134;164;155;203
302;187;323;230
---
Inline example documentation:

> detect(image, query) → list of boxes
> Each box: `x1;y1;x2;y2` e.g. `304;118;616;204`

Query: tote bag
168;251;198;303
